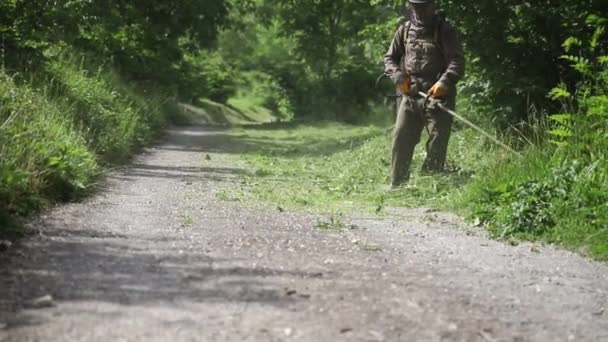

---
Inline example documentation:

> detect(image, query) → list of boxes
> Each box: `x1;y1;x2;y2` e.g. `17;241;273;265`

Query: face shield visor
409;1;436;25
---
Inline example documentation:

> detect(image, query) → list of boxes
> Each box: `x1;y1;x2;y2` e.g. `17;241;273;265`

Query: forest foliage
1;0;607;257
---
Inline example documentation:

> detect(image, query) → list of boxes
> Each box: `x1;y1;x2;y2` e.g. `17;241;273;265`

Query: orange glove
399;76;412;94
428;82;448;98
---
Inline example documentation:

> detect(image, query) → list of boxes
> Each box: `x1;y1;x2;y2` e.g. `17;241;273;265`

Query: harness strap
403;16;446;81
403;17;442;45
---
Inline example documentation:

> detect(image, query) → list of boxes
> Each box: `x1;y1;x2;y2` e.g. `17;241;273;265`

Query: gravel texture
1;126;607;342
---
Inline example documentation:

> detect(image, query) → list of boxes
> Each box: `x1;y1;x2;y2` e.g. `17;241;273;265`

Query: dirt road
1;126;607;341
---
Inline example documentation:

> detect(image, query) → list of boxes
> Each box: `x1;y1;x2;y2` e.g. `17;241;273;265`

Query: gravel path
1;126;607;342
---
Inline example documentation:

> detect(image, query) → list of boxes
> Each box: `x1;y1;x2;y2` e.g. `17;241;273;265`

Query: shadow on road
0;124;322;330
116;163;248;182
158;124;381;159
0;230;315;329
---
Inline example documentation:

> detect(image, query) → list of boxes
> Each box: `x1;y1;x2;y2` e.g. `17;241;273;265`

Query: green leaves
547;114;574;146
474;161;579;239
2;0;230;100
548;84;571;101
560;55;592;76
464;12;608;256
562;37;583;52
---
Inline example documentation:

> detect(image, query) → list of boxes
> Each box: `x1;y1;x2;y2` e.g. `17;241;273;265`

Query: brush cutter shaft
415;92;521;156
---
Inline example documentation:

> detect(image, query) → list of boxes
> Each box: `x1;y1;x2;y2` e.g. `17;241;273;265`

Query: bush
458;19;608;259
181;50;237;104
464;155;608;259
236;71;294;120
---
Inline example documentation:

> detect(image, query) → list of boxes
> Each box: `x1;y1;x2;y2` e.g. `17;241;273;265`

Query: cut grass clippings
226;121;607;261
228;122;496;213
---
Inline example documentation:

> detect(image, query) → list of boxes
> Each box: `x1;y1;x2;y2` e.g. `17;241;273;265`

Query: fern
549;114;573;124
560;55;592;76
562;37;582;52
548;139;569;147
548;127;573;138
590;26;605;50
585;14;608;26
548;84;571;100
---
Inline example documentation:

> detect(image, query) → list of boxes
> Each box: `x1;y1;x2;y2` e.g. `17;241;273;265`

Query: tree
439;0;608;124
0;0;231;99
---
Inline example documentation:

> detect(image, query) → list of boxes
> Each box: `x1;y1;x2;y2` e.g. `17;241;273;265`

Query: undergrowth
455;18;608;260
0;47;170;234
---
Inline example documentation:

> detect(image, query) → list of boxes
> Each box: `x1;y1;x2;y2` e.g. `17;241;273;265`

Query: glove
428;82;448;98
392;71;411;94
399;77;412;94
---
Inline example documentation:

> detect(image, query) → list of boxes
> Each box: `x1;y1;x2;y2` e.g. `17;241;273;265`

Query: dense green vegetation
0;0;231;231
458;20;608;259
1;1;607;259
0;55;168;221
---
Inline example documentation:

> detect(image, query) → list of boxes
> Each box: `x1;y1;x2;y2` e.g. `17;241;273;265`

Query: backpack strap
433;15;445;51
433;15;447;66
404;20;412;41
401;21;411;73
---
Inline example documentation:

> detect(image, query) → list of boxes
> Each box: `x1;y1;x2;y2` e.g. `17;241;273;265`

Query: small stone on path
28;295;55;309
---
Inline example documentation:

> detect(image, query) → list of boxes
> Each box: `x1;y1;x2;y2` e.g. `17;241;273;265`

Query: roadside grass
227;122;497;214
226;117;607;261
45;55;167;162
176;97;275;126
228;96;276;123
0;71;99;218
453;147;608;261
0;47;170;236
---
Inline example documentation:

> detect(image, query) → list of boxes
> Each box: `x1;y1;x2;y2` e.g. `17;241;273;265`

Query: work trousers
391;95;455;186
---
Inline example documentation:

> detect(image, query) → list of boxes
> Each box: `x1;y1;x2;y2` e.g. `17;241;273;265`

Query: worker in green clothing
384;0;465;187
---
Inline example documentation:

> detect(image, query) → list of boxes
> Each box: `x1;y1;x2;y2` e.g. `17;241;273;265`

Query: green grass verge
228;97;276;123
0;48;170;235
176;98;275;126
174;70;292;127
454;147;608;260
226;122;497;213
226;120;607;261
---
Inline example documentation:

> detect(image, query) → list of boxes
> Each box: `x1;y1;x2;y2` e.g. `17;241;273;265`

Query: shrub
460;17;608;259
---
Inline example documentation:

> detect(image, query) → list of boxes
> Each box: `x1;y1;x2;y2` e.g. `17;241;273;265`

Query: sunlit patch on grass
229;122;493;213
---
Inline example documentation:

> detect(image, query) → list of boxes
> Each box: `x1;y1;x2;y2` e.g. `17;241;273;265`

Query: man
384;0;465;187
